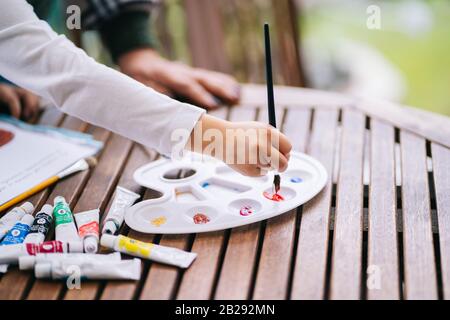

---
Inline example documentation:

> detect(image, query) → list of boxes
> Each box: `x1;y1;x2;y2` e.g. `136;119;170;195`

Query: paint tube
0;214;34;245
0;213;34;272
0;202;34;240
0;240;83;265
24;204;53;244
34;258;141;280
53;196;80;244
101;234;197;268
102;186;140;235
74;209;99;253
19;252;121;270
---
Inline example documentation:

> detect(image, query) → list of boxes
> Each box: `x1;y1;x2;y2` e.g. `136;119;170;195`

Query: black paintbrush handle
264;23;276;128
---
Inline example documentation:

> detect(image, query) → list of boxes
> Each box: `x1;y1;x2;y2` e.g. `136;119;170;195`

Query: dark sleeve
99;10;158;63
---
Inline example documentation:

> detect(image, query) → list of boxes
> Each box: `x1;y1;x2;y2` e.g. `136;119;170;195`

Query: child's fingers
0;86;21;118
268;145;289;172
269;127;292;157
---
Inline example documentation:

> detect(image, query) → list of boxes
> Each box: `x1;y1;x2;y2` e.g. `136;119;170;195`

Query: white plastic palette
126;151;327;234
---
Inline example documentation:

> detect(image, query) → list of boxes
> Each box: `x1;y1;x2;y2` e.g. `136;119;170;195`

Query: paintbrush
264;23;281;194
0;157;97;212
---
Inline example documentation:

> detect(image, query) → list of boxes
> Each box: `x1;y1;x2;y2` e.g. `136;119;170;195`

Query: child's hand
187;114;292;177
0;83;39;120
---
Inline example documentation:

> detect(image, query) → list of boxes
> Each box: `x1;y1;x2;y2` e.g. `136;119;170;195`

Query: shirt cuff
159;102;206;157
99;11;157;63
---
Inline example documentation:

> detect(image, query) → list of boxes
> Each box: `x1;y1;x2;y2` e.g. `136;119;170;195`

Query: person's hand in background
118;48;241;110
0;83;39;120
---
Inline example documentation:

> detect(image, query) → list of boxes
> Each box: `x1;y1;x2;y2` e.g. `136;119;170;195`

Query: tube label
26;241;64;255
118;236;153;257
54;202;74;225
29;213;52;236
79;221;99;237
1;223;30;245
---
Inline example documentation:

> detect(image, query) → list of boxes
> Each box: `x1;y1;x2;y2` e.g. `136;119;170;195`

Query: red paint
263;191;285;202
193;213;210;224
239;206;253;216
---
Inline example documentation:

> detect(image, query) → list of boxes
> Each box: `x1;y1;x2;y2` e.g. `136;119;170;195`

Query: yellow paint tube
100;234;196;268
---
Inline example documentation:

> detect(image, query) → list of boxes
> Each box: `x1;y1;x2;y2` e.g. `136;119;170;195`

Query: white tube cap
83;236;98;253
100;234;117;249
102;221;117;235
68;241;84;253
20;202;35;215
35;263;52;279
40;204;53;216
19;256;36;270
21;214;35;225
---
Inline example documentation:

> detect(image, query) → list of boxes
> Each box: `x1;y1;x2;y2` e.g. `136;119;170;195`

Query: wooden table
0;84;449;300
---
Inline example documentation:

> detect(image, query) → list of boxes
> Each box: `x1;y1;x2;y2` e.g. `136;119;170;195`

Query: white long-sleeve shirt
0;0;205;156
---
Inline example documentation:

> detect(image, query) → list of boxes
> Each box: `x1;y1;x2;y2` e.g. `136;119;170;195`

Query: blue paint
201;182;210;188
290;177;303;183
1;222;30;245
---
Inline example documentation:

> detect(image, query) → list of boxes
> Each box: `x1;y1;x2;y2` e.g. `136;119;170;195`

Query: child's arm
0;0;204;156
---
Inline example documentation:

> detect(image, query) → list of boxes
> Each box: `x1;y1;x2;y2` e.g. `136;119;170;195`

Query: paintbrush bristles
273;174;280;193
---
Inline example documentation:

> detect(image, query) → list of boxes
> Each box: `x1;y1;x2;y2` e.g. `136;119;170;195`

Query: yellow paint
151;216;167;227
117;235;154;257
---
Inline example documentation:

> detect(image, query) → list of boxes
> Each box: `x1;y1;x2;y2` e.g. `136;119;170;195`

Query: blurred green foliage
302;0;450;115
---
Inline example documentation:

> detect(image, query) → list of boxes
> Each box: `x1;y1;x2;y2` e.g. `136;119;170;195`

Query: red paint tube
0;240;82;265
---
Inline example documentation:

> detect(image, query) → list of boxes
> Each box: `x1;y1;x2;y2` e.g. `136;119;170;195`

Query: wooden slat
355;98;450;149
282;108;310;152
252;106;309;299
25;126;111;300
176;232;225;299
100;184;161;300
291;109;338;299
98;146;157;300
400;131;437;299
214;105;262;299
0;109;65;300
367;119;399;299
272;0;306;86
329;110;365;299
431;143;450;299
139;234;190;300
184;0;231;73
240;84;352;108
63;133;134;300
172;106;231;300
20;117;91;300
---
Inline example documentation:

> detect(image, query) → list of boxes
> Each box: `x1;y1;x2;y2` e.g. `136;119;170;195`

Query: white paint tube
0;202;34;240
101;234;197;269
74;209;99;253
0;240;83;265
19;252;121;270
53;196;81;244
24;204;53;244
34;258;141;280
102;186;140;235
